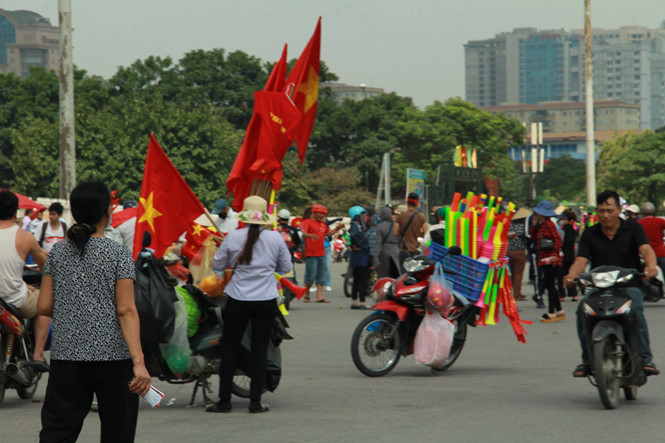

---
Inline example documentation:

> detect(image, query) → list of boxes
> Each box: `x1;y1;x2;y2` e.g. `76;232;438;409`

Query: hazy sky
3;0;664;107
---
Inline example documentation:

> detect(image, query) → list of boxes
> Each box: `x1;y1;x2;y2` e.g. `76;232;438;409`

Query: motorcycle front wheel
351;313;403;377
592;336;621;409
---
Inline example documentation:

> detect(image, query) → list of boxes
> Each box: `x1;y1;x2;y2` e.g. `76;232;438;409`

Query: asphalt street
3;261;665;442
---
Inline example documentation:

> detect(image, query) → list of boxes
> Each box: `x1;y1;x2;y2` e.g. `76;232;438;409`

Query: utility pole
584;0;596;206
59;0;76;198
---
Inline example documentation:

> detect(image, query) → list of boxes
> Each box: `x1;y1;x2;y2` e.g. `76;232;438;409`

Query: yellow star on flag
138;192;163;233
298;66;319;113
192;224;205;236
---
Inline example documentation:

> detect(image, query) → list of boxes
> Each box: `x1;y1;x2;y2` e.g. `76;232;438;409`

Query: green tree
535;155;587;202
598;130;665;205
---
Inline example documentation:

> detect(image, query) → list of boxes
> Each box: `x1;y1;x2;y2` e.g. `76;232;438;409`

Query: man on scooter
565;190;660;378
0;190;50;369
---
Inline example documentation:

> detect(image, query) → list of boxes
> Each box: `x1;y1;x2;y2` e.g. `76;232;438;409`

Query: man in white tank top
0;190;49;366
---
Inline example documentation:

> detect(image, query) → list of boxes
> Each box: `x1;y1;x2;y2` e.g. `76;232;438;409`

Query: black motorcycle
136;233;287;407
576;266;660;409
0;266;45;405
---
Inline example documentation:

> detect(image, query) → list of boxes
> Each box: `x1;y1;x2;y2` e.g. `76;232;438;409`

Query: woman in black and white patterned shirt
37;180;150;442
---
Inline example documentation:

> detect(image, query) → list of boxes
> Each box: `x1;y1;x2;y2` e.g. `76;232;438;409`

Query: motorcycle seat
0;297;24;322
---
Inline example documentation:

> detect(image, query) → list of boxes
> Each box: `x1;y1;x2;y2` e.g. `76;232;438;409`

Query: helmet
277;209;291;220
349;206;366;219
641;202;656;215
311;204;327;214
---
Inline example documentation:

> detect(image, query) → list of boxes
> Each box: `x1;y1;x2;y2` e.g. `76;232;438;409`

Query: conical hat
512;207;532;220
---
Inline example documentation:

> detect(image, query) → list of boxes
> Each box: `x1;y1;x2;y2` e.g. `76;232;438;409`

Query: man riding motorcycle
0;190;50;370
565;190;660;378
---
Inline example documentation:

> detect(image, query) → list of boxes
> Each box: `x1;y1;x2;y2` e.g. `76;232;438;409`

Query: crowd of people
4;182;665;439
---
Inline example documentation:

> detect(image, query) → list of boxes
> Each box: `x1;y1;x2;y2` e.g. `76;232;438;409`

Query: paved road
3;261;665;442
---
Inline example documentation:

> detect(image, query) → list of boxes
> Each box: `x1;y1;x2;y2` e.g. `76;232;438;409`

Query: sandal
556;311;566;320
316;298;331;303
643;361;660;376
573;363;591;377
540;313;559;323
303;297;310;303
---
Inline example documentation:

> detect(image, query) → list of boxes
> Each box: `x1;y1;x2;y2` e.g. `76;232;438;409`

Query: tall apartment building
465;24;665;129
0;9;59;77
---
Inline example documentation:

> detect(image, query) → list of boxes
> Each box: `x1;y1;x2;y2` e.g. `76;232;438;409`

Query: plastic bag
427;262;454;315
414;309;455;368
158;290;192;377
175;286;201;337
134;250;177;343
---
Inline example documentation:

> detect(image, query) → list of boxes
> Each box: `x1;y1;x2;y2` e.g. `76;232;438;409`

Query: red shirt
638;216;665;257
301;218;328;257
530;218;562;267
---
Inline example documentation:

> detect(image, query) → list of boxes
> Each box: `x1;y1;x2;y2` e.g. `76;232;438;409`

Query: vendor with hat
530;200;565;322
212;198;238;235
210;195;292;414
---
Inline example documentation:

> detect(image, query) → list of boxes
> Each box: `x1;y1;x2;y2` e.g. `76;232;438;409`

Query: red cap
311;204;328;214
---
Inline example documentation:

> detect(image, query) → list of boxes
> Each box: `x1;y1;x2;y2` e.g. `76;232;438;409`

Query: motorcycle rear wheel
351;313;402;377
592;336;621;409
431;321;468;373
231;347;281;398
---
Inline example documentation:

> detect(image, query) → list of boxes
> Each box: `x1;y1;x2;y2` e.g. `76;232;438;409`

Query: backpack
38;221;68;247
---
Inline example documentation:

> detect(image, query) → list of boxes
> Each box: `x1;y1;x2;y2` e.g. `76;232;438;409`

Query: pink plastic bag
413;309;455;368
427;262;454;315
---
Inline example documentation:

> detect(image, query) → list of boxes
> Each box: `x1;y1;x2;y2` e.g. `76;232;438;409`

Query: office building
0;8;59;77
328;83;384;105
465;24;665;129
484;100;640;133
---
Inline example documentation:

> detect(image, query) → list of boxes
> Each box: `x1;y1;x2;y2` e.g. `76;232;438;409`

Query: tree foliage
597;130;665;206
1;48;528;214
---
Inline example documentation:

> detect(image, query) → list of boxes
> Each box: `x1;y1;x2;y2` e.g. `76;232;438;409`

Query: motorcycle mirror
448;246;462;256
142;231;152;249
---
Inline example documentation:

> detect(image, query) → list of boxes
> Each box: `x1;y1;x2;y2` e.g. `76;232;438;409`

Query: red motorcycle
350;247;478;377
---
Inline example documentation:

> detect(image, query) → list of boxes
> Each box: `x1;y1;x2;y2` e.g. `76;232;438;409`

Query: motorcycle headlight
403;259;424;273
591;270;620;288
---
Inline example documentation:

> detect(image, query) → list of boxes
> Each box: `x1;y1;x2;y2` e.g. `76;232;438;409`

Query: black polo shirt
577;219;649;269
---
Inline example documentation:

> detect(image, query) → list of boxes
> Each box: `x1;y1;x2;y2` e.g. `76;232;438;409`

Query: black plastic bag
134;250;177;343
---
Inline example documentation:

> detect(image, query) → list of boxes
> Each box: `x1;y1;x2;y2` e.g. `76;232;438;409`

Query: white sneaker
325;286;332;292
309;287;316;292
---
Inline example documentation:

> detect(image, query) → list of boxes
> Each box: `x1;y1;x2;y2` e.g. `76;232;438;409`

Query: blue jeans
576;285;652;363
324;245;332;287
304;256;327;286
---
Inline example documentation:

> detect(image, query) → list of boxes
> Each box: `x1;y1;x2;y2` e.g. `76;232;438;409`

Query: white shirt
0;225;28;307
215;209;239;234
213;227;292;301
42;222;66;253
29;218;44;235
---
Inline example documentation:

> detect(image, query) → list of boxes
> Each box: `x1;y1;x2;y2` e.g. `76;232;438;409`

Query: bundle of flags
129;19;323;261
227;18;322;211
430;191;531;343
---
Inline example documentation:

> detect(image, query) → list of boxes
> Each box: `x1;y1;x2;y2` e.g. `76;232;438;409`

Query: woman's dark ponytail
67;223;97;254
67;180;110;255
236;225;262;265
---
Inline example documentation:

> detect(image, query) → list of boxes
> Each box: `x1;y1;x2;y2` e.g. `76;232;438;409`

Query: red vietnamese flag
285;17;321;162
133;134;206;259
182;223;214;261
247;90;301;191
227;45;292;211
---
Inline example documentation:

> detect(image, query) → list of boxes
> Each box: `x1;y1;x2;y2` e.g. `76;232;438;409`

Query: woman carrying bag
530;200;564;323
210;196;292;413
